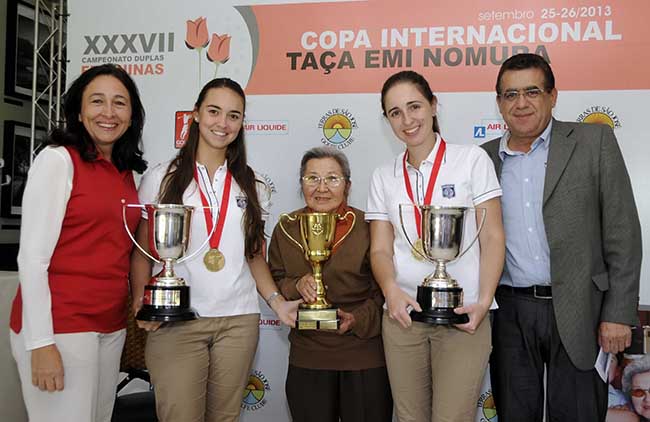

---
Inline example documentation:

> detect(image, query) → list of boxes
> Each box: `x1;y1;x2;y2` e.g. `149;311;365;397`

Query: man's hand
599;322;632;354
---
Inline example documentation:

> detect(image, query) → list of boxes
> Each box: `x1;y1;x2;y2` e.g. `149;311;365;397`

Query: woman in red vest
9;64;147;422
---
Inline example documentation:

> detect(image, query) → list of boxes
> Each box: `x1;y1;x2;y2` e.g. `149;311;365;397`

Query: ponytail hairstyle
380;70;441;134
158;78;265;258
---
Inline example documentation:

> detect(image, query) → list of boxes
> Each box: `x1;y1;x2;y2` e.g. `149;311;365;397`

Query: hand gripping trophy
279;211;356;330
123;203;216;322
399;204;485;324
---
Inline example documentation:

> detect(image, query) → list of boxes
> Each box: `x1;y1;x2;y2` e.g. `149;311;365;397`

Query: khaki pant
382;311;491;422
146;314;260;422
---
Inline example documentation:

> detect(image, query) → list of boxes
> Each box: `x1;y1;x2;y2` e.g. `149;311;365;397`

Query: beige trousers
145;314;260;422
382;311;491;422
11;329;126;422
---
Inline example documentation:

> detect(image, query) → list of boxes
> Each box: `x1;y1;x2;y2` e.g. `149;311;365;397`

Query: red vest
10;147;141;335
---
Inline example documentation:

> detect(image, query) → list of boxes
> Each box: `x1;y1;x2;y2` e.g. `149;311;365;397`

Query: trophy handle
398;203;427;260
278;213;304;253
455;207;487;261
332;210;356;249
177;206;218;264
122;203;160;263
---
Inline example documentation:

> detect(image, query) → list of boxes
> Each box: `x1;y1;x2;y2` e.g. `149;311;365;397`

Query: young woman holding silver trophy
268;147;392;422
366;70;505;421
9;64;147;422
130;78;300;422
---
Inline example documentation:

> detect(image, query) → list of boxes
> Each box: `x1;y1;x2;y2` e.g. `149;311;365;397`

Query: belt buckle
533;285;552;299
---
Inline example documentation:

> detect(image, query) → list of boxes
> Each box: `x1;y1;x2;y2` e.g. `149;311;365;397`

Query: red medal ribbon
402;139;446;235
194;165;232;250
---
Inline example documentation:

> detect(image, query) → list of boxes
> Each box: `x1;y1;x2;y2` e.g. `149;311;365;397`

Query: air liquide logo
259;316;282;330
244;120;289;135
241;370;270;412
318;109;358;149
80;32;175;75
477;390;498;422
473;118;508;140
576;106;621;129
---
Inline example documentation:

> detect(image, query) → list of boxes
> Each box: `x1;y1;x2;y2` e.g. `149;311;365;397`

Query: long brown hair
158;78;265;258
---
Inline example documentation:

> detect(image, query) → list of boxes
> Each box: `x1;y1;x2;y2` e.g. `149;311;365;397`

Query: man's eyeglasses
498;87;546;102
631;387;650;398
301;175;346;187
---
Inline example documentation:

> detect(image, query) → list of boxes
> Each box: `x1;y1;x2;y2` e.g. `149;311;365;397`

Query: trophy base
136;306;199;322
137;284;199;322
413;285;469;325
296;308;339;330
410;309;469;325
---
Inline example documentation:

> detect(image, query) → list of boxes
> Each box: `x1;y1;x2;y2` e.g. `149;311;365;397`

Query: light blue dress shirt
498;121;552;287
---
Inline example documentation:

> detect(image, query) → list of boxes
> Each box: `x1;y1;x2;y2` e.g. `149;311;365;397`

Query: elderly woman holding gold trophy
268;147;392;422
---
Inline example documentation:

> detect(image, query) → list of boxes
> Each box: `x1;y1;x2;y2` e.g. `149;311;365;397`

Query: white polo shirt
366;136;502;308
138;160;270;317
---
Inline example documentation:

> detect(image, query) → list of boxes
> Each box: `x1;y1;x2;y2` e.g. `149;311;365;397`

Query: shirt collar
498;119;552;161
393;133;443;176
195;160;228;180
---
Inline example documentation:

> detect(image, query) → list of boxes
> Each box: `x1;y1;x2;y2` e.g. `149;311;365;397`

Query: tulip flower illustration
206;33;231;78
185;17;209;88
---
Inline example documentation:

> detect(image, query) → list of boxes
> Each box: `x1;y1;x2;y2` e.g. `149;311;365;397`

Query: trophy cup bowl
279;211;356;330
399;205;485;325
123;203;203;322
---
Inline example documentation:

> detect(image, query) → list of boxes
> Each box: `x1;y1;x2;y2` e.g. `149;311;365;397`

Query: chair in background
111;302;157;422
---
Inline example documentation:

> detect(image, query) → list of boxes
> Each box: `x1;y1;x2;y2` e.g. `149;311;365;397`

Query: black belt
498;284;552;299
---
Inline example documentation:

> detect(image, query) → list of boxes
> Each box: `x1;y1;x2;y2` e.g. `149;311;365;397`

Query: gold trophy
279;211;356;330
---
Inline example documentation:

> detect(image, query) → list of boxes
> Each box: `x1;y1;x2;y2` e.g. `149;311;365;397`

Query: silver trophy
399;205;485;324
123;204;214;322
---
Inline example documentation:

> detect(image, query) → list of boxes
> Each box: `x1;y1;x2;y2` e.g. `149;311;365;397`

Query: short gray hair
622;354;650;399
299;147;351;181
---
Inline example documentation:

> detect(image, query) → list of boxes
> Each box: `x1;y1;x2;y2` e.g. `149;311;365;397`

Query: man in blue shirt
481;53;642;422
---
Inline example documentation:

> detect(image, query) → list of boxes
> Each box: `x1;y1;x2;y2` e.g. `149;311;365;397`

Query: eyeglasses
498;87;546;102
301;175;346;187
631;387;650;398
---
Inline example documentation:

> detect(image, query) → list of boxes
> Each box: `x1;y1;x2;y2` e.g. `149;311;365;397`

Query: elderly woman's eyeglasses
631;387;650;398
498;87;546;102
301;175;346;188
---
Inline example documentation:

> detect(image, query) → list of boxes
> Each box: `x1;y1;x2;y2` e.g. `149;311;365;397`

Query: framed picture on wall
1;121;46;218
4;0;52;100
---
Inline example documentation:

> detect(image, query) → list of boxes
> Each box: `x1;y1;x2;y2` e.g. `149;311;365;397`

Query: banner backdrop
67;1;649;420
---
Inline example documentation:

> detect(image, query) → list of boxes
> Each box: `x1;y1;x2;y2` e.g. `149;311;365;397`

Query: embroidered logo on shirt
236;195;248;209
442;184;455;198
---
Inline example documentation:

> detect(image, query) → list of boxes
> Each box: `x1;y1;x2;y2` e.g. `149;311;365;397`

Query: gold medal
412;238;425;261
204;248;225;272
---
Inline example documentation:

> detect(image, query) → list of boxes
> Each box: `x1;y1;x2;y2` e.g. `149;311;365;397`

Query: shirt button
528;227;533;233
525;202;530;207
535;256;540;260
524;178;529;182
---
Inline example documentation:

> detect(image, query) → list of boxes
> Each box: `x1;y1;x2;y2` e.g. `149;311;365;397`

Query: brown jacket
268;207;386;370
